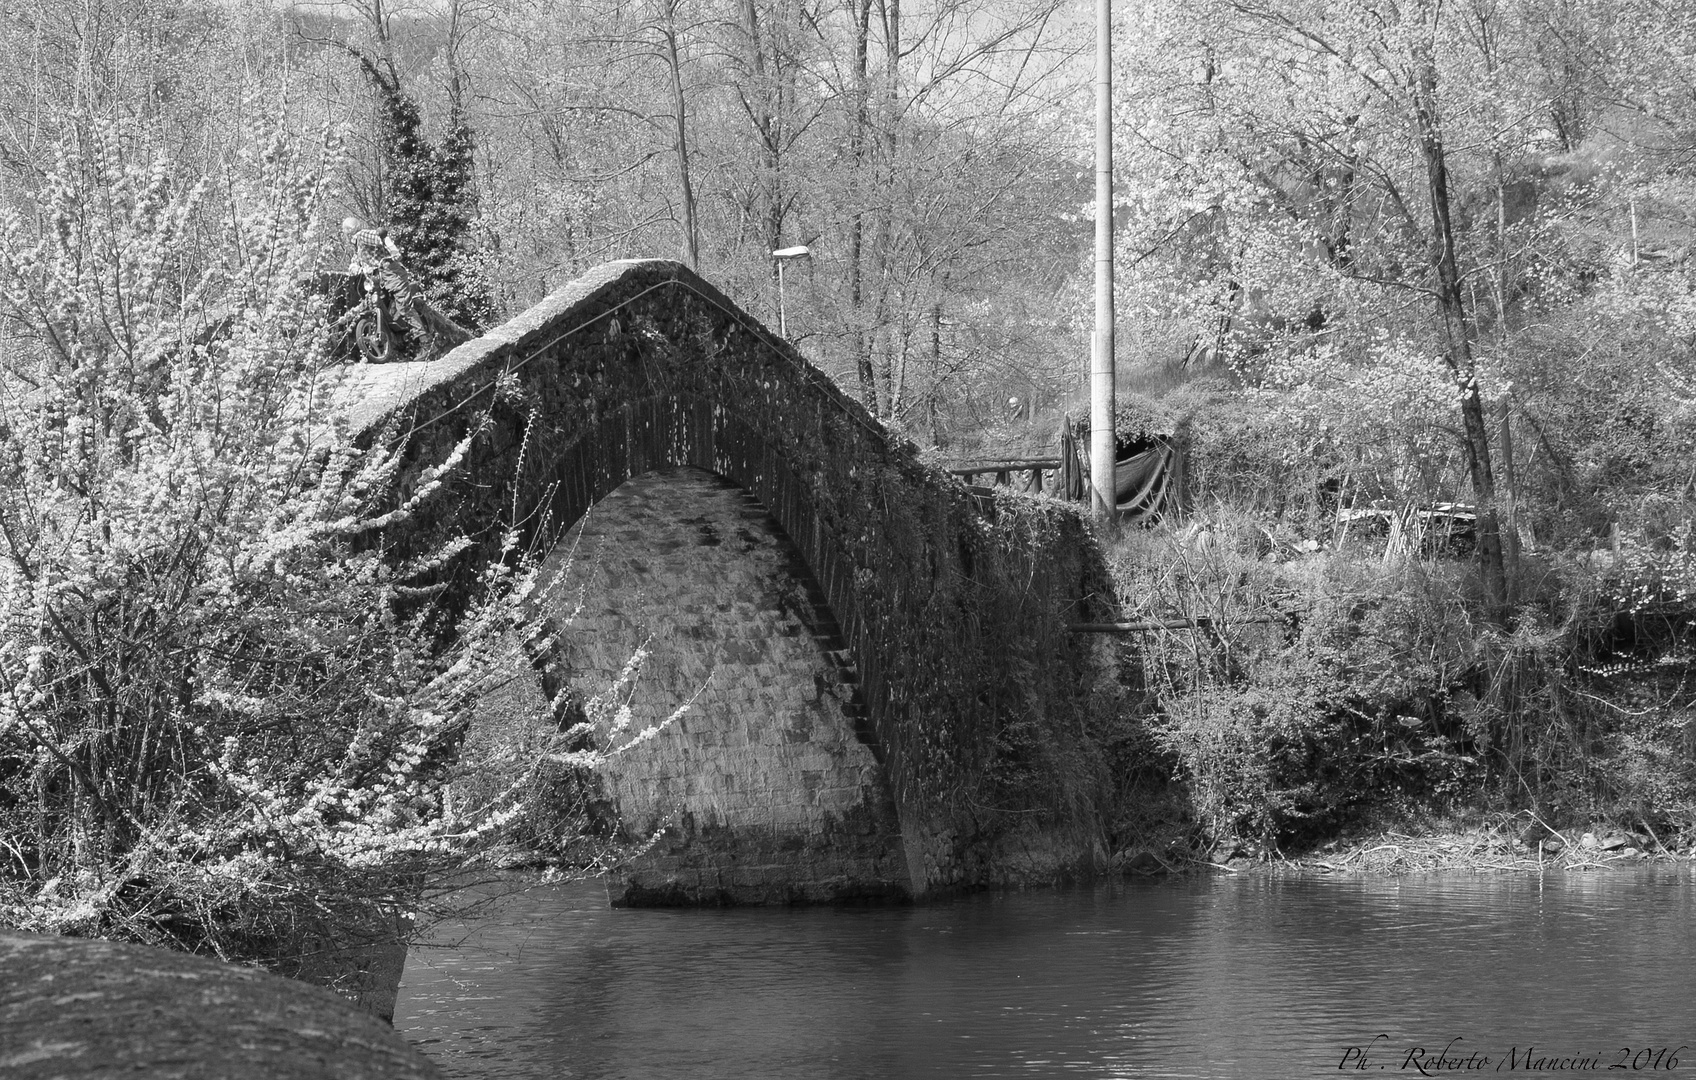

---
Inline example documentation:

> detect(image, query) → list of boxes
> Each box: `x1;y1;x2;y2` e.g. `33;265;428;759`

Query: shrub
1153;668;1340;846
1114;512;1490;848
0;106;649;982
1108;500;1696;850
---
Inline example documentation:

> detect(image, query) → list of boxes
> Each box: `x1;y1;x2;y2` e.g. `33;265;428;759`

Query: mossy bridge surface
343;259;1113;904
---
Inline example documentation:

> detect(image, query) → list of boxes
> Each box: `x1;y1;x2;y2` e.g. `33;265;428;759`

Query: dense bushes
0;109;634;984
1106;509;1696;853
1103;207;1696;850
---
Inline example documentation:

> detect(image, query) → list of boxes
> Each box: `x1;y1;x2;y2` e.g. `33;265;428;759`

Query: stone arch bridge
344;260;1113;904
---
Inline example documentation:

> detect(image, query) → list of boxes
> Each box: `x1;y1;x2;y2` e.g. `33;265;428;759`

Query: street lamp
771;245;811;338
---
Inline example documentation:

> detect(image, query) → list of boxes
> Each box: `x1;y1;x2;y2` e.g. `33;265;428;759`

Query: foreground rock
0;931;439;1080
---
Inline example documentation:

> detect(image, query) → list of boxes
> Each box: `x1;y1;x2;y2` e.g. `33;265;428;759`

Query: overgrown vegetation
1087;0;1696;863
0;107;660;988
1099;502;1696;861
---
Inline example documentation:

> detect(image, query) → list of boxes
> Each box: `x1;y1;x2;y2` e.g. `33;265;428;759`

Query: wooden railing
945;458;1064;495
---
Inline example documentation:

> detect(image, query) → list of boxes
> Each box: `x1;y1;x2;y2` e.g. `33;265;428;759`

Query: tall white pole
1091;0;1116;518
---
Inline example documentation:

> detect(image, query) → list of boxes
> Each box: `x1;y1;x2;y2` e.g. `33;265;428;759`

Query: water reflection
397;867;1695;1079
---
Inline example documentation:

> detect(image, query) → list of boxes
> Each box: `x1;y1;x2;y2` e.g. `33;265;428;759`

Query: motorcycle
348;271;403;364
317;264;462;364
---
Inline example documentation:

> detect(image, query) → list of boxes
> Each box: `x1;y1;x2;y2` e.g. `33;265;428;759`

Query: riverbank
1116;814;1696;877
1292;823;1692;873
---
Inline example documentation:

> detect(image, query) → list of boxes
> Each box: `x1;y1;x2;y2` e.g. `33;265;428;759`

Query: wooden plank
945;458;1061;475
1069;614;1295;633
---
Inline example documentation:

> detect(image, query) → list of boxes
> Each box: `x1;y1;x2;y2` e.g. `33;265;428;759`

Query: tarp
1060;419;1184;522
1113;444;1176;520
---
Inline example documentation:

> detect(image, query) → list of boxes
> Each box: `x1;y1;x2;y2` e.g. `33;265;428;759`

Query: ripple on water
396;866;1696;1079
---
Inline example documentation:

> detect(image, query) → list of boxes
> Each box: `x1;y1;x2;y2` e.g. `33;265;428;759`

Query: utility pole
1090;0;1116;517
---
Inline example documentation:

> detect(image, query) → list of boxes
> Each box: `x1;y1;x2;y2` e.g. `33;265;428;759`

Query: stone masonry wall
546;466;909;904
346;259;1117;900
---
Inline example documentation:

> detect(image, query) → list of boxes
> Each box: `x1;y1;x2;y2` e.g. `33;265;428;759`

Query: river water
395;867;1695;1079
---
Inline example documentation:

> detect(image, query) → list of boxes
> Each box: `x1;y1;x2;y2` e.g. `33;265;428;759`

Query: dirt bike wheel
354;313;396;363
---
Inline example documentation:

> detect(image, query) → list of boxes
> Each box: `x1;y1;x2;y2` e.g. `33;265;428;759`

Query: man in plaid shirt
344;217;401;274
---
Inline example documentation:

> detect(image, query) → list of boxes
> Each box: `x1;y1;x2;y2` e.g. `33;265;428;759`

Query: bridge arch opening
531;465;912;906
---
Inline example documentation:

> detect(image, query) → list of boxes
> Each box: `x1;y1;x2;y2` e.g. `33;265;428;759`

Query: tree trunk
738;0;782;259
1410;49;1509;620
848;0;876;410
929;298;944;446
890;318;909;420
873;0;901;416
660;1;698;271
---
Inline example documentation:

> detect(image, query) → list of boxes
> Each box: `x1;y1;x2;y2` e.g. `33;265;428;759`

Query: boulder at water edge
0;931;439;1079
